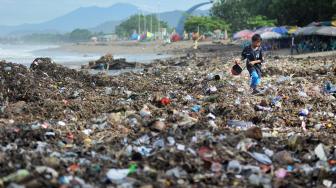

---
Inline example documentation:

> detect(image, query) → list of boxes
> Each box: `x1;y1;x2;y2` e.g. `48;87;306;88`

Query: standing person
235;34;265;94
291;34;299;55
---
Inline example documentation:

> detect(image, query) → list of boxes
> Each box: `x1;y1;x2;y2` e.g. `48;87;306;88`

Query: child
235;34;264;94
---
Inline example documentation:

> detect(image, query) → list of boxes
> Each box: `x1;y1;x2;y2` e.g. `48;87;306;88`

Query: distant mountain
90;20;122;33
0;3;140;36
0;3;210;36
39;3;139;31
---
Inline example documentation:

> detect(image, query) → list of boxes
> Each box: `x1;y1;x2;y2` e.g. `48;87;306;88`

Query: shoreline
54;40;199;56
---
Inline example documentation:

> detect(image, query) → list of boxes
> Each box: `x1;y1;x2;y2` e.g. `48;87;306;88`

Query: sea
0;44;171;75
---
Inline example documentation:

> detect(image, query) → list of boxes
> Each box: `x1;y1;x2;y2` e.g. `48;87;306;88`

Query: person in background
291;34;299;55
321;41;328;51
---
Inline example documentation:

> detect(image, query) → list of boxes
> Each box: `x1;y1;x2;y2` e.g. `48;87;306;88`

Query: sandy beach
57;40;201;56
56;40;336;61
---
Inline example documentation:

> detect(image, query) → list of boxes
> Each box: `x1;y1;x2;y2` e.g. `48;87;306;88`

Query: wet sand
58;40;336;60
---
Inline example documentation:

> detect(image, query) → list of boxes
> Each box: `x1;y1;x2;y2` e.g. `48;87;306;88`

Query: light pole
143;11;146;33
150;14;153;33
138;13;141;34
158;1;161;39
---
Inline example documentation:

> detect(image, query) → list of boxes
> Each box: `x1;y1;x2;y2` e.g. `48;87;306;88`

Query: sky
0;0;212;26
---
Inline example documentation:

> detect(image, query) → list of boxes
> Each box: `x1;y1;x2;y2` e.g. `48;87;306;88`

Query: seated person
331;40;336;50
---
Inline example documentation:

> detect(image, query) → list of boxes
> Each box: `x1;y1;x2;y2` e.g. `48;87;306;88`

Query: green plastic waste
1;169;30;183
128;164;138;174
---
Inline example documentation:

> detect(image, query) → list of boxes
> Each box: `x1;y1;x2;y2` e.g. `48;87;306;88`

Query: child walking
235;34;265;94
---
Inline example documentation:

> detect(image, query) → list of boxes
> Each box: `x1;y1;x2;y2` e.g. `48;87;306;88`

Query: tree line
18;0;336;42
21;29;97;43
212;0;336;32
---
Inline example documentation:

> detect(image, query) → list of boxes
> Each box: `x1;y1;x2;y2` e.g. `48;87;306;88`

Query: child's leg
250;70;261;89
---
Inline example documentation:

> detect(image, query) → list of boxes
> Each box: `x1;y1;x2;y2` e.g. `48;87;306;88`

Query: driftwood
82;54;148;70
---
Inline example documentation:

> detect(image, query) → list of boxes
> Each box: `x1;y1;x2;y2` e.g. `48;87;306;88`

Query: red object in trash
329;160;336;165
42;122;49;129
160;97;171;105
67;163;80;172
171;34;181;42
198;146;213;162
260;164;272;173
67;132;74;140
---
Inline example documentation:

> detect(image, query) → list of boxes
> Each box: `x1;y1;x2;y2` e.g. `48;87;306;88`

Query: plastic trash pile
0;50;336;187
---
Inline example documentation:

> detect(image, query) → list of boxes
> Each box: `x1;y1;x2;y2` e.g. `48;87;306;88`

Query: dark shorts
247;63;262;77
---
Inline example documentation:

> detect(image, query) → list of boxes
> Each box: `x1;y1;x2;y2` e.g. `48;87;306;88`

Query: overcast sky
0;0;212;26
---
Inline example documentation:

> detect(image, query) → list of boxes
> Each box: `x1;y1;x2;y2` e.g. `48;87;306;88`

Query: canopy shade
272;27;288;35
315;26;336;37
233;30;254;40
295;26;336;36
261;31;282;39
294;26;320;36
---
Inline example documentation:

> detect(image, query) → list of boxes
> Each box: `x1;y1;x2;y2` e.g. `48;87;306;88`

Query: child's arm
250;60;262;65
235;47;248;64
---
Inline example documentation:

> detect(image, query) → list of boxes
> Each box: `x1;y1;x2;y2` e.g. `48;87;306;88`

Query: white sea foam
0;44;171;72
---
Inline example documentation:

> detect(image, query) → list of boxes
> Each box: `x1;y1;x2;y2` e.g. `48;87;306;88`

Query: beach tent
140;33;147;41
308;21;336;27
146;32;154;39
287;26;300;34
131;33;139;40
272;27;288;35
260;31;282;40
233;29;254;40
294;26;321;36
315;26;336;37
295;26;336;36
254;27;274;34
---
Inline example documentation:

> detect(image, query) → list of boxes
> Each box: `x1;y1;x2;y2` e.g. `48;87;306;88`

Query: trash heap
82;54;149;70
0;50;336;188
